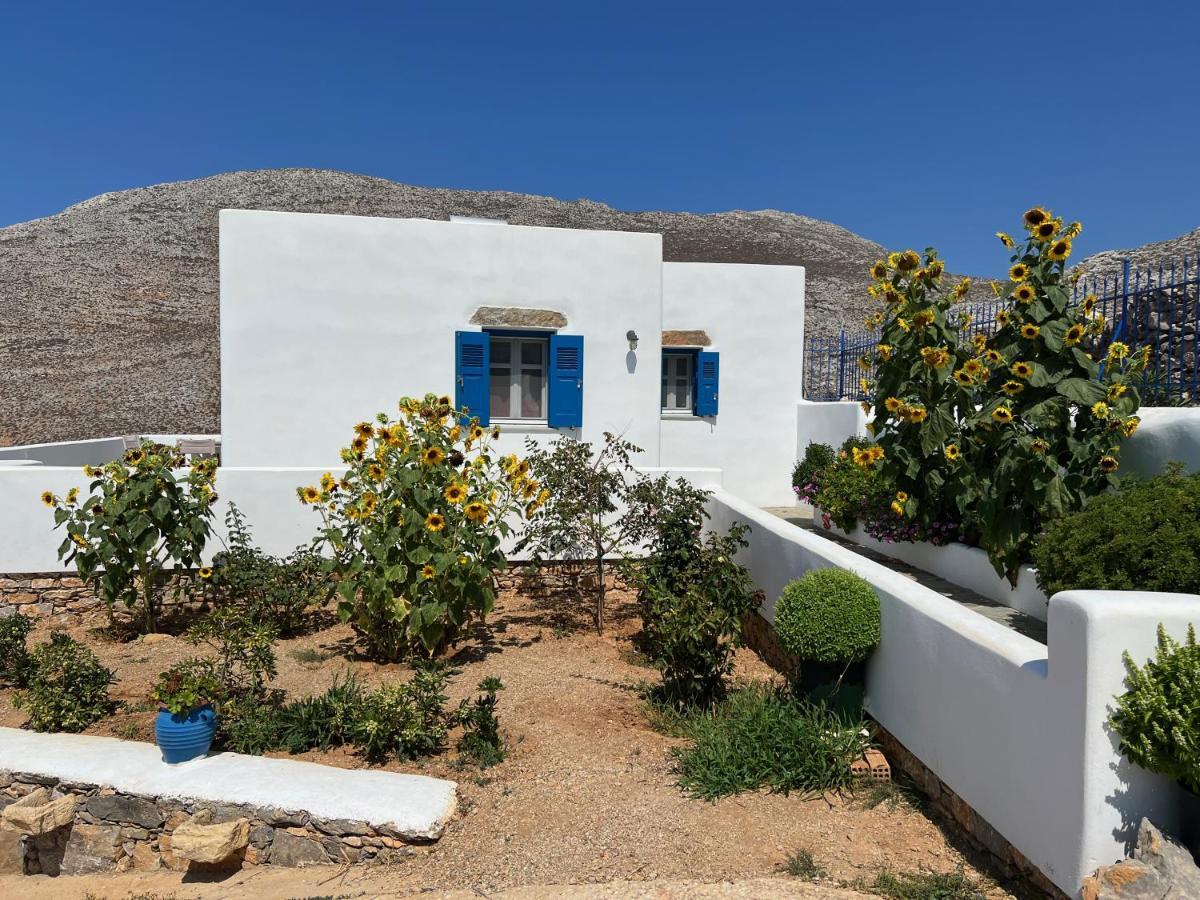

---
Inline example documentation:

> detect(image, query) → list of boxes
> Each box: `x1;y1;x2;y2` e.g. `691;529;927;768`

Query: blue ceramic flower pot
155;704;217;764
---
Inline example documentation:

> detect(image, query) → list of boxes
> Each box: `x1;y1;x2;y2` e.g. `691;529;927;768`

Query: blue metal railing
803;256;1200;405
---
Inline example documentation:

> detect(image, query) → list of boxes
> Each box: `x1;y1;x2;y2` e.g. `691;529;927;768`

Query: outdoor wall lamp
626;330;639;350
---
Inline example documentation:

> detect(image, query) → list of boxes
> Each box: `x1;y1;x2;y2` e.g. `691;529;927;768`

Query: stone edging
0;770;427;875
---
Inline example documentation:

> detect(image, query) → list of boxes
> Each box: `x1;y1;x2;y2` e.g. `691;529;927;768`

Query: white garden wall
0;438;128;467
659;263;805;506
1123;406;1200;476
706;488;1197;898
795;400;867;462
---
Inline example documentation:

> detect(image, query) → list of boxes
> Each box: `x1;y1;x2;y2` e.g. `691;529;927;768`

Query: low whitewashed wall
1123;406;1200;476
795;400;866;463
0;465;723;574
707;488;1197;898
811;509;1048;621
0;438;128;467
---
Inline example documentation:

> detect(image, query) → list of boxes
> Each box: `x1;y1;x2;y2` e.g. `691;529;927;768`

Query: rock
367;846;414;866
268;829;327;867
1083;818;1200;899
249;824;274;847
170;815;249;864
85;794;164;829
1;791;76;835
140;633;170;645
260;806;308;827
311;816;371;836
0;829;24;874
60;823;122;875
129;842;159;869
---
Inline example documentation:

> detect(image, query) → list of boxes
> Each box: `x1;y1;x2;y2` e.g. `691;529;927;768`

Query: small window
489;335;548;421
661;351;695;412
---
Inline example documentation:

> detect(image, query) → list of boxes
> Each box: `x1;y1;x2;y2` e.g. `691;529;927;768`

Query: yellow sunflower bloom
870;261;888;280
996;231;1015;248
1031;439;1050;454
1123;417;1140;437
884;396;904;413
1064;323;1086;346
367;462;385;481
425;512;446;532
992;406;1014;424
944;444;960;461
964;358;984;375
1091;401;1110;420
350;436;368;455
895;491;909;502
1011;361;1034;379
1108;383;1128;401
890;500;905;517
983;349;1004;365
40;491;56;508
1099;455;1119;474
354;422;374;438
421;564;436;579
1020;323;1041;340
896;317;910;332
1001;380;1025;396
996;310;1010;326
1012;283;1036;304
320;472;336;492
444;483;468;504
1107;341;1130;361
1009;263;1029;281
953;369;972;386
912;309;936;328
198;566;213;580
1081;294;1097;316
1064;221;1082;239
857;355;872;371
907;406;928;424
1033;220;1058;242
1048;239;1072;261
71;533;88;548
1023;207;1050;228
896;250;921;271
299;486;321;504
876;343;893;361
464;501;489;523
421;446;445;467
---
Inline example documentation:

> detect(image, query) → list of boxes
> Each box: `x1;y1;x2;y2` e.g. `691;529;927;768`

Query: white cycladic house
219;209;805;506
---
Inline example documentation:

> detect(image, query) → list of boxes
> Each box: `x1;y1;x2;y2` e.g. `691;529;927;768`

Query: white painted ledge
0;728;457;840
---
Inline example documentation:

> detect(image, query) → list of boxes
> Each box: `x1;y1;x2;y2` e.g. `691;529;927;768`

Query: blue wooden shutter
695;350;719;416
455;331;490;426
547;334;584;428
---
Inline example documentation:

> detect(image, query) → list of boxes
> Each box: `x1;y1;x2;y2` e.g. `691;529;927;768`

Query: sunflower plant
42;442;218;632
865;209;1148;582
301;393;544;660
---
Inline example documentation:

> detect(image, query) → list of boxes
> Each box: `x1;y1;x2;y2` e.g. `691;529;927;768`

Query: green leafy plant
864;212;1149;581
782;847;825;880
517;432;664;633
276;672;366;754
637;523;762;709
1110;624;1200;794
811;437;894;533
775;569;881;665
204;503;332;637
219;697;285;755
304;393;539;659
14;632;115;732
351;665;451;762
151;658;222;716
669;684;869;800
792;441;836;501
453;676;506;767
869;869;982;900
186;606;278;704
1032;466;1200;596
43;443;218;632
0;614;34;687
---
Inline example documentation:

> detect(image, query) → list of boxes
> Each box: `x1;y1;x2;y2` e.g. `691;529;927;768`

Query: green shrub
219;697;285;755
1110;623;1200;794
453;677;506;767
15;632;114;732
205;503;332;637
186;606;278;704
811;437;894;532
0;614;34;687
1032;467;1200;596
638;523;762;709
276;672;365;754
775;569;880;664
352;666;450;762
792;441;835;496
870;869;982;900
670;684;868;800
782;847;824;879
151;658;222;715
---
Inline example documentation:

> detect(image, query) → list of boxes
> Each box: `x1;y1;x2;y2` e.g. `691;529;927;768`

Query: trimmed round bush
774;569;880;663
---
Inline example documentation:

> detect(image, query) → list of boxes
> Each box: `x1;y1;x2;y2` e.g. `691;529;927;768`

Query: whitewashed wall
219;210;665;469
0;438;128;467
795;400;867;461
660;263;805;506
1123;406;1200;476
707;488;1197;898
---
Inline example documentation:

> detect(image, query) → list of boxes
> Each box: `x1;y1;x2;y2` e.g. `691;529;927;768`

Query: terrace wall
706;488;1197;899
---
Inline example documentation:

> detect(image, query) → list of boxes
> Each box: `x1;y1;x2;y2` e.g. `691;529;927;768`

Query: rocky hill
0;168;894;445
1072;225;1200;289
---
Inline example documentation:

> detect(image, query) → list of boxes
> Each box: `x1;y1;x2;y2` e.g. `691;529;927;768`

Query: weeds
870;869;984;899
782;847;825;879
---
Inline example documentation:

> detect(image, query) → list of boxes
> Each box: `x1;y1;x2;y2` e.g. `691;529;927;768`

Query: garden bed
0;580;1014;896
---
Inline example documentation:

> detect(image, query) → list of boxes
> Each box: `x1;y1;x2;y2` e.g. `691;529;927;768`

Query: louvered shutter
454;331;490;426
695;351;719;416
547;334;584;428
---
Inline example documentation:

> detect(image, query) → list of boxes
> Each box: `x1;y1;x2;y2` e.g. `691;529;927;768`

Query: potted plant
151;658;221;764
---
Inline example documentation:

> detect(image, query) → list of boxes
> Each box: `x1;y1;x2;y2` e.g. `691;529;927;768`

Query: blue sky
2;1;1197;276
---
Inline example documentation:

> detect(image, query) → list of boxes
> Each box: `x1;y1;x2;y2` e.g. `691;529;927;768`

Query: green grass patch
782;847;825;879
869;869;984;899
667;683;868;800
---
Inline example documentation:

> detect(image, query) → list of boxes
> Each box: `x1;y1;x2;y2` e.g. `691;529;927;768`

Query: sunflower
890;500;905;517
1108;383;1128;401
421;446;445;467
354;422;374;438
990;281;1003;297
1064;323;1086;346
895;491;909;502
83;464;98;478
992;406;1014;424
1099;455;1119;474
996;310;1010;326
425;512;446;532
71;533;88;548
953;369;973;386
443;482;468;504
361;492;378;515
928;260;945;279
996;231;1015;248
376;424;394;444
1064;221;1082;239
491;427;501;439
299;485;321;504
1033;220;1058;242
366;462;385;481
1020;323;1041;340
876;343;893;361
124;448;146;465
983;349;1004;365
1011;283;1036;304
320;472;337;492
1091;401;1110;420
896;317;910;332
1048;239;1072;261
964;358;984;376
1023;207;1050;228
1009;263;1030;281
1011;361;1034;379
859;378;871;393
1030;438;1050;454
1123;417;1140;437
870;260;888;280
896;250;921;271
1107;341;1130;361
437;394;452;407
944;444;960;461
857;355;872;372
1081;294;1097;316
522;478;540;500
884;396;904;413
469;424;485;442
464;501;489;523
198;566;213;580
920;346;950;369
953;277;972;300
421;564;436;579
40;490;56;507
1001;380;1025;396
907;406;928;424
64;487;79;506
912;309;935;328
350;436;368;454
883;288;901;304
971;334;987;353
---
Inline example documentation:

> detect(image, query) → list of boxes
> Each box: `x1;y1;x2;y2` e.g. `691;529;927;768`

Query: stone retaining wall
0;574;99;621
0;770;424;875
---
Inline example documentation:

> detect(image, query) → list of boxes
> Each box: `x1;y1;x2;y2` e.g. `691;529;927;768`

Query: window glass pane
491;339;512;365
520;340;544;367
521;369;545;418
676;378;692;409
490;371;511;418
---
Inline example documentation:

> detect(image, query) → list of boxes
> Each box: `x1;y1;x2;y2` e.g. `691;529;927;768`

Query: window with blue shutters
455;330;583;429
547;334;584;428
661;349;718;416
695;350;719;416
455;331;490;425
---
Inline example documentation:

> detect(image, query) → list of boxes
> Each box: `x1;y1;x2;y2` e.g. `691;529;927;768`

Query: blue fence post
836;330;847;400
1121;258;1130;330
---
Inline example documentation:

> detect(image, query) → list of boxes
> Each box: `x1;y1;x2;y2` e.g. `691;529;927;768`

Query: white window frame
489;334;549;423
661;351;695;413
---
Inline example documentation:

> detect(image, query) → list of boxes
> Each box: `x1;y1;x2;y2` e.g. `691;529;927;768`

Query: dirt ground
0;583;1016;899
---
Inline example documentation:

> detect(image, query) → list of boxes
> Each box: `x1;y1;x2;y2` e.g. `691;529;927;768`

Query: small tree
44;442;218;632
517;433;660;634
